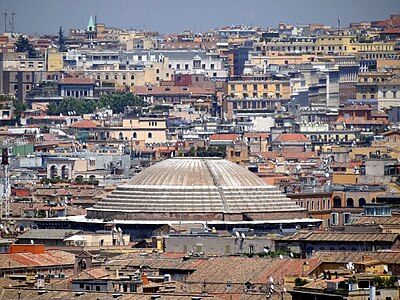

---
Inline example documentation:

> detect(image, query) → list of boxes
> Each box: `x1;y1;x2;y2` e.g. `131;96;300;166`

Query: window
148;132;152;139
114;74;118;80
344;213;351;224
333;196;341;208
331;213;338;225
346;198;354;208
131;74;135;80
133;132;137;139
210;64;215;70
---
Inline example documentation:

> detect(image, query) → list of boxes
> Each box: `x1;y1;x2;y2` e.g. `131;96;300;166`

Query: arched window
96;74;101;80
133;132;137;139
333;196;341;208
105;74;110;80
358;198;366;207
148;132;152;139
346;198;354;208
122;74;126;80
372;198;376;203
61;165;68;179
50;165;57;179
131;74;135;80
119;132;124;140
114;74;118;80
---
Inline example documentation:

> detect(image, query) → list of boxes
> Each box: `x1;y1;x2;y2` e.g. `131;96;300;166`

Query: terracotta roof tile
274;134;309;142
209;134;240;141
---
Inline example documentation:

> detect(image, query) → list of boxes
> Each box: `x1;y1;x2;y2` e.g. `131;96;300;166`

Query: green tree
47;93;146;116
15;35;36;58
58;26;66;52
294;278;310;286
47;102;59;115
13;98;27;117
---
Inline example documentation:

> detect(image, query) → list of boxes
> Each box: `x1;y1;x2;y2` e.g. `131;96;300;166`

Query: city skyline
2;0;399;35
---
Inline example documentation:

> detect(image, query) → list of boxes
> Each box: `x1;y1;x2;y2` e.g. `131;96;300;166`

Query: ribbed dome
87;158;306;221
126;157;266;187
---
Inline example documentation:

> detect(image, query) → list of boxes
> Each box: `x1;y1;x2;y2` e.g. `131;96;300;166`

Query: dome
87;158;306;222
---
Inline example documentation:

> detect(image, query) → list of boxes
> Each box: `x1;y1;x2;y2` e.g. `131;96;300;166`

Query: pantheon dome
87;158;307;221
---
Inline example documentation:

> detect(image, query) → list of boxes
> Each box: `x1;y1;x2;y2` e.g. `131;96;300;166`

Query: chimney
142;274;149;285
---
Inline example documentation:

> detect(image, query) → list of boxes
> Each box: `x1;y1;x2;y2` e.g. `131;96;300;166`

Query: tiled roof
185;257;320;293
0;250;76;269
281;232;398;243
244;133;270;138
0;288;219;300
313;251;400;264
17;229;81;240
350;216;400;226
335;116;389;125
69;119;100;128
107;255;206;271
274;134;309;142
209;134;240;141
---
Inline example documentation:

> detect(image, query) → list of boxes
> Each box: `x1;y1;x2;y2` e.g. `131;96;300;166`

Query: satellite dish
118;227;122;232
283;287;287;293
241;232;246;239
290;252;294;258
279;254;283;260
269;276;274;283
30;239;34;245
270;284;274;291
235;231;240;238
384;265;388;273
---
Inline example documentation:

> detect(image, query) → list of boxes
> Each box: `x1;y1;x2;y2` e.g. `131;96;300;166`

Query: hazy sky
2;0;399;35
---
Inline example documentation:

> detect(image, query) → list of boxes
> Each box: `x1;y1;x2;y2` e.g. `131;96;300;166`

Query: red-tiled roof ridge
274;133;309;142
209;133;240;141
70;119;100;128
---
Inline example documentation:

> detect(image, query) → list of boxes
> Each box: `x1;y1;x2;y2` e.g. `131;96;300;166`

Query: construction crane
0;141;10;218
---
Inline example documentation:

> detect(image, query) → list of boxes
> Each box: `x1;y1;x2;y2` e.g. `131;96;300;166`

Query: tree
13;98;27;118
46;93;146;116
47;102;59;115
15;35;36;58
58;26;66;52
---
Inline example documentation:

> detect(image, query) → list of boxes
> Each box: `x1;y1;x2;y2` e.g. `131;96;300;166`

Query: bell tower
85;13;96;40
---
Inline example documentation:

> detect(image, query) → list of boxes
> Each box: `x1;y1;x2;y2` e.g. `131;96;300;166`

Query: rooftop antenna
11;12;14;34
3;3;7;33
337;16;341;35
